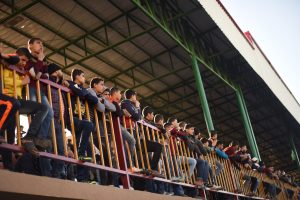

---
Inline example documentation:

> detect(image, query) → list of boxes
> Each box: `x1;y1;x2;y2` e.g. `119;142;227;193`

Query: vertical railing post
112;116;130;189
191;54;214;136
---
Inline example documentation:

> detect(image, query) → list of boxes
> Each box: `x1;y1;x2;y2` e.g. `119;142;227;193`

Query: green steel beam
236;87;261;160
131;0;237;90
33;1;196;119
106;46;178;82
130;64;191;90
45;7;138;58
289;134;300;170
191;54;214;135
7;26;134;91
240;87;261;159
0;0;39;24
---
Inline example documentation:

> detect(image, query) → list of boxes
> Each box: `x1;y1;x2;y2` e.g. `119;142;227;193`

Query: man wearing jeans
64;69;97;182
1;52;49;169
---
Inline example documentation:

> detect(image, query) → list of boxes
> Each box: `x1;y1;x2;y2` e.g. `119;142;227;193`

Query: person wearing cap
47;63;68;178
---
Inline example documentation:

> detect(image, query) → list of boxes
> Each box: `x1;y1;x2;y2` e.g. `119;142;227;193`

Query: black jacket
67;80;98;119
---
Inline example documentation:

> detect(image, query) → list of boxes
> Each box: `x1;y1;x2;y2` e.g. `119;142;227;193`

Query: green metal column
289;134;300;170
191;54;214;135
236;87;261;160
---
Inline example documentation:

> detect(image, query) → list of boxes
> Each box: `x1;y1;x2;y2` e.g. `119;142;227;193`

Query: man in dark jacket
63;69;97;182
47;63;68;178
185;124;211;187
121;91;162;176
110;87;136;170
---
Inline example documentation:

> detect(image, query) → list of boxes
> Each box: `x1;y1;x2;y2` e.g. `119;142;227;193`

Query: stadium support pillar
191;54;214;136
289;134;300;170
236;87;261;160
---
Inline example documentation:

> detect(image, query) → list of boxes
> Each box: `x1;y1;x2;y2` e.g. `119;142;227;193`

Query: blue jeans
208;160;223;184
196;159;209;182
73;117;94;182
73;117;94;157
29;87;53;139
177;156;196;178
121;126;135;167
52;120;65;177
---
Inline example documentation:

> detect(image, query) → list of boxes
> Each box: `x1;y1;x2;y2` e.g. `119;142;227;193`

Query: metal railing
0;64;298;200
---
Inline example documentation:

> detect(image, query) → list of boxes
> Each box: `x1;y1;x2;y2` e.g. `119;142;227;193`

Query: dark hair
154;114;164;124
201;137;209;144
103;88;110;94
185;123;194;130
179;121;187;129
28;37;42;44
232;141;239;146
142;106;153;118
16;47;32;59
71;69;84;81
89;77;103;88
211;130;218;137
216;140;224;146
164;122;172;129
110;87;120;96
124;89;136;99
194;127;201;135
167;117;177;124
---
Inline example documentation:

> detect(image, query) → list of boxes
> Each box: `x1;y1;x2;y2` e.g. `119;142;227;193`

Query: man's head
142;106;154;121
154;114;164;125
185;124;194;135
210;130;218;140
201;138;209;147
194;127;201;137
124;89;137;102
48;63;62;77
179;121;187;131
167;117;178;129
71;69;85;84
110;87;121;102
231;141;239;150
164;122;173;132
28;38;43;54
90;77;104;94
240;145;248;153
216;140;224;150
102;88;110;97
16;47;31;68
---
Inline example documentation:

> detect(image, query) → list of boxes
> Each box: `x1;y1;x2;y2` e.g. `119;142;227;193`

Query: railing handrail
1;65;299;199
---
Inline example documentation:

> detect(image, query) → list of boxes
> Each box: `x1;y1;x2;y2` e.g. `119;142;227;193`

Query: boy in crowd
215;141;229;160
63;69;97;182
140;106;163;174
25;38;53;148
200;137;222;189
166;117;199;185
208;131;218;149
1;50;49;169
47;63;67;178
110;87;137;171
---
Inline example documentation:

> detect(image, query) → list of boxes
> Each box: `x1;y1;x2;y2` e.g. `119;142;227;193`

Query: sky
221;0;300;103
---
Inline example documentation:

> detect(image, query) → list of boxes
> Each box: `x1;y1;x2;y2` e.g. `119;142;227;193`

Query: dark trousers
140;139;162;170
0;97;48;170
0;94;20;170
73;117;94;182
52;119;65;177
